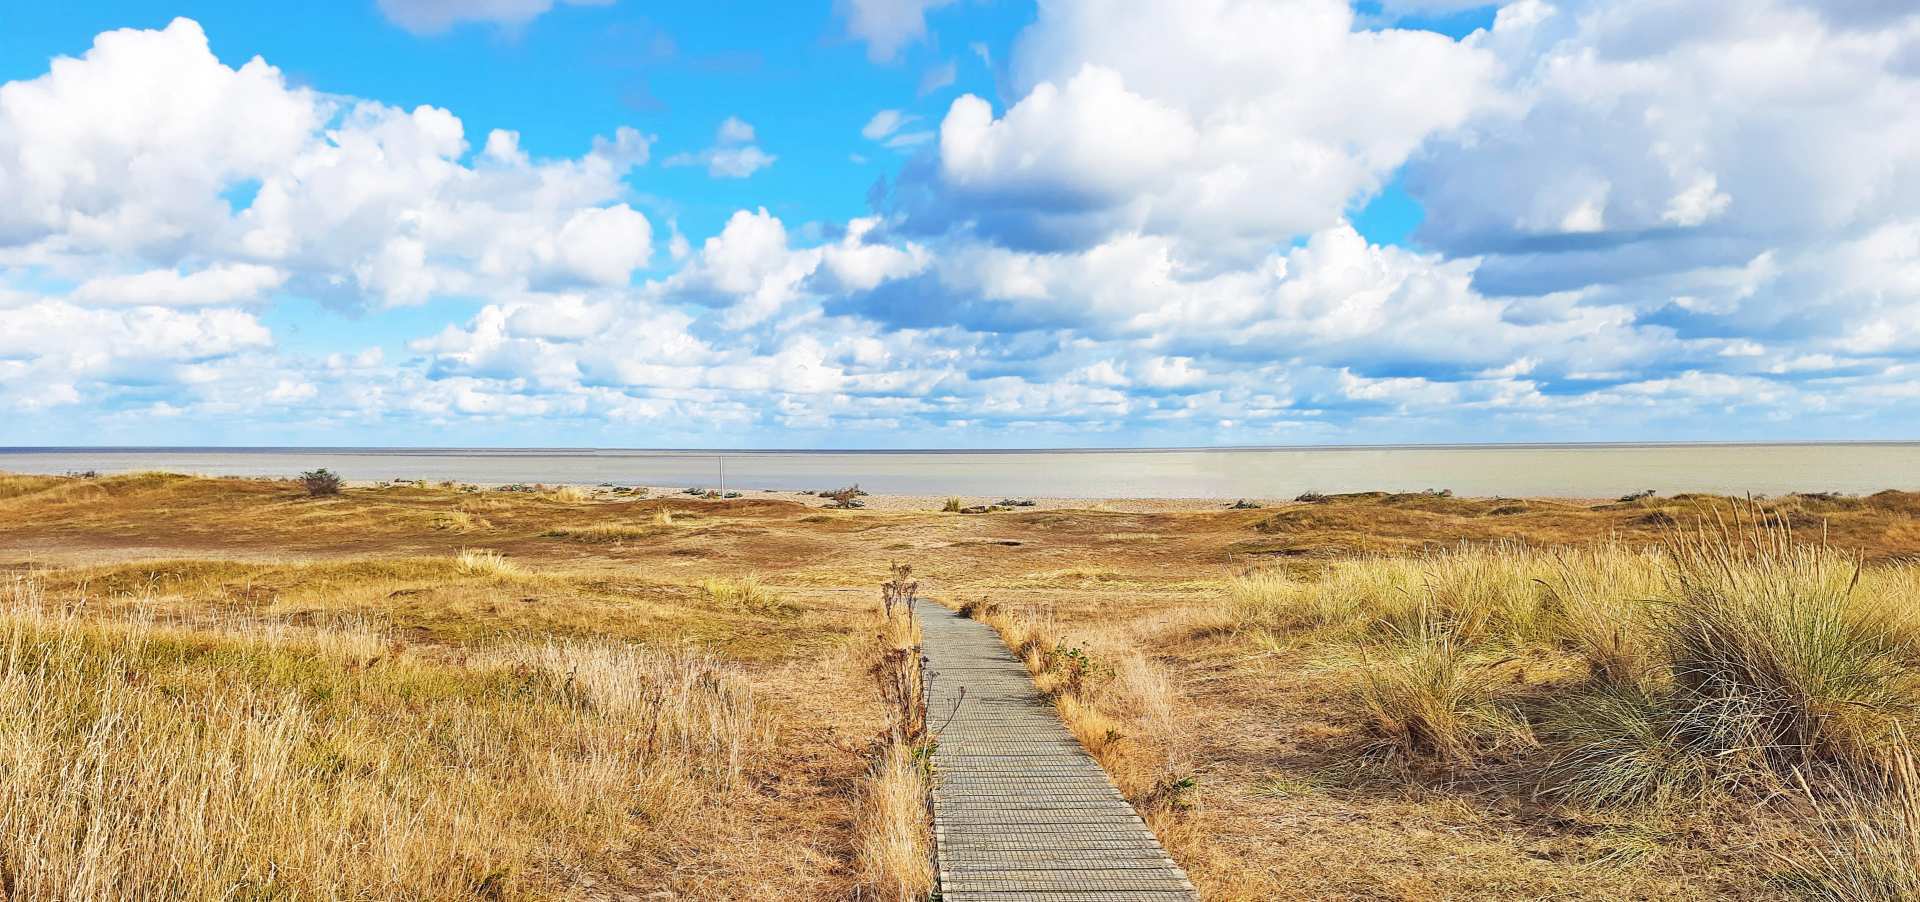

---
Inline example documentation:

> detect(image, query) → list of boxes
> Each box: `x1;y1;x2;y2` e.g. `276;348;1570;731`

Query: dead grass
7;472;1920;899
854;565;933;900
0;574;768;900
455;547;526;578
543;522;656;543
1355;623;1533;767
700;574;793;617
1781;737;1920;901
855;742;933;900
970;603;1196;829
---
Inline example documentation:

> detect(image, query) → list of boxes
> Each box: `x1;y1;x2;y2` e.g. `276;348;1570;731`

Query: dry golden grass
540;519;665;543
700;574;793;616
855;741;933;900
1211;513;1920;897
854;573;933;901
8;472;1920;899
455;547;525;578
0;573;767;900
969;603;1195;832
1782;738;1920;901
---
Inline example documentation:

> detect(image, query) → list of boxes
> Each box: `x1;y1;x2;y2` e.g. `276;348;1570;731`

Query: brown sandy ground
3;472;1918;899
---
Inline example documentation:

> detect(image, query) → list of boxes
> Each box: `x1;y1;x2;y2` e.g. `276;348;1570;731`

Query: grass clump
1543;525;1920;809
854;742;933;900
941;496;964;513
1535;681;1714;808
454;548;524;578
1659;529;1917;772
1781;739;1920;901
1356;624;1531;767
701;575;789;616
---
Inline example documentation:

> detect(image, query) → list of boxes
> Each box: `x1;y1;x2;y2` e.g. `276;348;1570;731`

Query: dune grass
12;471;1920;898
1781;738;1920;901
700;574;792;616
0;574;768;900
1220;512;1920;893
454;547;526;578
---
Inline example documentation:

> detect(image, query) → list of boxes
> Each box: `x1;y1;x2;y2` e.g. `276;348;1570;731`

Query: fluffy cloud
375;0;614;35
0;19;320;257
898;0;1498;256
0;299;272;414
7;7;1920;445
662;209;928;326
1410;0;1920;292
0;19;657;310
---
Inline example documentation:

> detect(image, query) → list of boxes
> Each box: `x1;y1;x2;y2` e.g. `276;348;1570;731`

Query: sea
1;444;1915;499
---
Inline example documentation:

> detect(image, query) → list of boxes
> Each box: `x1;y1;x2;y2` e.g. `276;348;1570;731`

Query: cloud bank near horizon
2;2;1918;447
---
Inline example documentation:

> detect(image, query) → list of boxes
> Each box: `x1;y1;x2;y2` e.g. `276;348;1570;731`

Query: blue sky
0;1;1915;448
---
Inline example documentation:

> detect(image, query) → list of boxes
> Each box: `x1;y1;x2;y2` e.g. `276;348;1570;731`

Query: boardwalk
917;599;1198;901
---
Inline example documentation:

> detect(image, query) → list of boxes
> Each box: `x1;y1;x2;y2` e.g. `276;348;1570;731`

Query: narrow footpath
916;599;1199;901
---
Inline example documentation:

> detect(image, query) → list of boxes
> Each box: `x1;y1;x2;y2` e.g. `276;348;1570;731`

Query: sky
1;0;1917;449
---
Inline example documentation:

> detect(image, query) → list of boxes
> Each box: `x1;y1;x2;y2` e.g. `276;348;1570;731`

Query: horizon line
4;439;1918;455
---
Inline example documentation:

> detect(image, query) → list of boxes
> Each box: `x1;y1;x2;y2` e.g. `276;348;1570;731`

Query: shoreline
7;468;1899;512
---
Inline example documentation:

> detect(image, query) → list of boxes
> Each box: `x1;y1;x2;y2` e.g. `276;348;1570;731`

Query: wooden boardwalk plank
917;600;1198;901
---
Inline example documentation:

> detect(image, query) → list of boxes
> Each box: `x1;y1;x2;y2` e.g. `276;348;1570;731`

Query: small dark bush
298;468;342;496
1635;510;1678;527
958;598;1002;620
1229;499;1263;510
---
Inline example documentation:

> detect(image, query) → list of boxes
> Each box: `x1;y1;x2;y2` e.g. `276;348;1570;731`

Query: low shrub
957;597;1001;620
298;468;342;497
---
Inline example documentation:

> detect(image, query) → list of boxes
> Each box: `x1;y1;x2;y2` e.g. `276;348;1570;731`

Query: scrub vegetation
3;471;1919;899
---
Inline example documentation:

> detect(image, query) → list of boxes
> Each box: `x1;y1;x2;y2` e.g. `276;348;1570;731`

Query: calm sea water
1;444;1914;499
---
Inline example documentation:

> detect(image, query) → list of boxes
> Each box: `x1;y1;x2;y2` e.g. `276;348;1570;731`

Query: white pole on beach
718;456;726;495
